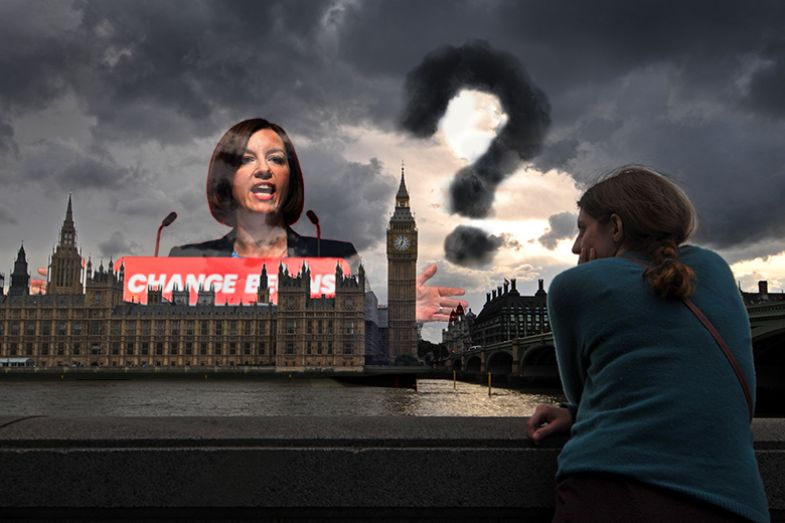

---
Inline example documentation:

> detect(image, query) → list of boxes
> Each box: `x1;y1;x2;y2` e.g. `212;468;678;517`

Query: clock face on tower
394;234;410;251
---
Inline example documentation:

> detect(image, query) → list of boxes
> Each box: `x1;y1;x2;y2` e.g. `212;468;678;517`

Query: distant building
0;199;366;369
363;291;389;365
441;304;475;354
387;166;418;360
470;278;550;348
741;280;785;306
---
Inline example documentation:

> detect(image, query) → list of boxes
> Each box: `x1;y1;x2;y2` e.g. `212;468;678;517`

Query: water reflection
0;379;563;417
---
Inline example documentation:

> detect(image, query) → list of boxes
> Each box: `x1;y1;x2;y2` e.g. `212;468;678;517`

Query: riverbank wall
0;416;782;521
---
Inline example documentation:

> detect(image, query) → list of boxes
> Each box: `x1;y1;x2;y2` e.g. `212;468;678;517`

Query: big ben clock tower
387;165;418;361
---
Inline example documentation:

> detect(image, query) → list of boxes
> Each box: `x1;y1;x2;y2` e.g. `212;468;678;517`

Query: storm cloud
0;119;18;157
98;230;143;259
444;226;505;268
0;205;18;226
539;212;577;250
297;149;397;252
2;0;785;313
399;41;550;218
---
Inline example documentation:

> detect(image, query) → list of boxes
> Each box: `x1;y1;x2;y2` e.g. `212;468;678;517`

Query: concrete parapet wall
0;416;783;521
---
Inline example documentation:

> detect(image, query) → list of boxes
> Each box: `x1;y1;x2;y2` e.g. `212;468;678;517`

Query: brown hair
578;165;697;300
206;118;304;227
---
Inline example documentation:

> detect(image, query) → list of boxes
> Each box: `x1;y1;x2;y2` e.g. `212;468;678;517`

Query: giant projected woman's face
231;128;291;221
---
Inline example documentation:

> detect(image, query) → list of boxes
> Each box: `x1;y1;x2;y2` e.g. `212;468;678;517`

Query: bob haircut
206;118;304;227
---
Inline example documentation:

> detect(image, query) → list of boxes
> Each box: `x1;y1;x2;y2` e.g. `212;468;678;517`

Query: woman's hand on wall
527;404;573;444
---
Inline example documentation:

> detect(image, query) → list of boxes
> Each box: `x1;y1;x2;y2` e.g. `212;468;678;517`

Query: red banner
115;257;352;306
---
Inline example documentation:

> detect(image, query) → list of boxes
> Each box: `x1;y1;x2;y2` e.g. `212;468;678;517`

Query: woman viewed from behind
528;166;769;522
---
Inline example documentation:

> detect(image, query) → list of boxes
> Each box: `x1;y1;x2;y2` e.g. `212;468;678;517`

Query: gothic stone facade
0;200;365;370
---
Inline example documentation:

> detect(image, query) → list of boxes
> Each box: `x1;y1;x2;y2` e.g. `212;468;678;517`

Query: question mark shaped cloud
399;41;551;267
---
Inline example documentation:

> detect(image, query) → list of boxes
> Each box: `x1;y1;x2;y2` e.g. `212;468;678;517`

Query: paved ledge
0;416;782;522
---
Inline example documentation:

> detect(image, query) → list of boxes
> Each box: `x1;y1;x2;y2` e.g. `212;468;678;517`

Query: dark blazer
168;227;358;260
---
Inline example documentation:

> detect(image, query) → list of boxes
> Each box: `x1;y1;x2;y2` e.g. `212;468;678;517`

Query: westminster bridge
443;301;785;389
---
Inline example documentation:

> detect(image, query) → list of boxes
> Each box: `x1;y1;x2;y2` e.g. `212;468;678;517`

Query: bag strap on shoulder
623;256;754;422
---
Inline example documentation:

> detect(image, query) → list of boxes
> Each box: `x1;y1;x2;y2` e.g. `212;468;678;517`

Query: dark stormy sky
1;0;784;340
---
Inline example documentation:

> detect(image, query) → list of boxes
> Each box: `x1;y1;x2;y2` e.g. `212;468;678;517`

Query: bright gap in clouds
438;90;509;162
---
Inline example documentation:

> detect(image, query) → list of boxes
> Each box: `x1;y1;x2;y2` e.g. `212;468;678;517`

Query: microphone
154;212;178;257
305;209;321;257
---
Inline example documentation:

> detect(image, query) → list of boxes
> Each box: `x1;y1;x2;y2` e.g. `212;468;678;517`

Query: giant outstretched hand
416;263;468;323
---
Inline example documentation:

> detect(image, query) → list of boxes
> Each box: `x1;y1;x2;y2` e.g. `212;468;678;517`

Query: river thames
0;378;564;417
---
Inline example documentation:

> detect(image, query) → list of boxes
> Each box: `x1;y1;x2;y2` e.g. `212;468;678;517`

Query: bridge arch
487;351;513;375
522;344;557;367
754;330;785;366
520;344;558;381
466;355;482;373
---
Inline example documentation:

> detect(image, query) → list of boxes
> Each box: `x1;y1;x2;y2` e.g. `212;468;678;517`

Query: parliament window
285;342;295;355
215;322;223;336
344;321;354;335
42;322;51;336
200;342;207;355
111;343;120;355
286;320;296;334
57;321;67;335
243;342;252;355
141;342;149;356
126;342;134;355
156;342;164;355
41;343;49;355
25;322;35;336
185;342;193;355
141;321;151;335
10;322;19;336
343;342;353;355
244;321;252;335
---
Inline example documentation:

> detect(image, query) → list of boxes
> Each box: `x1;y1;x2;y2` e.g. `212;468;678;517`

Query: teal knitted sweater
547;245;769;522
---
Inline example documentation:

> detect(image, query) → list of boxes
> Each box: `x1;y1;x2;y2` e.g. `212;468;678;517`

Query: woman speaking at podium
170;118;466;322
169;118;356;260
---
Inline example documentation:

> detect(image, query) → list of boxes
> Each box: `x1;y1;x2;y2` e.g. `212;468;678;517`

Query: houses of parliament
0;171;419;369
